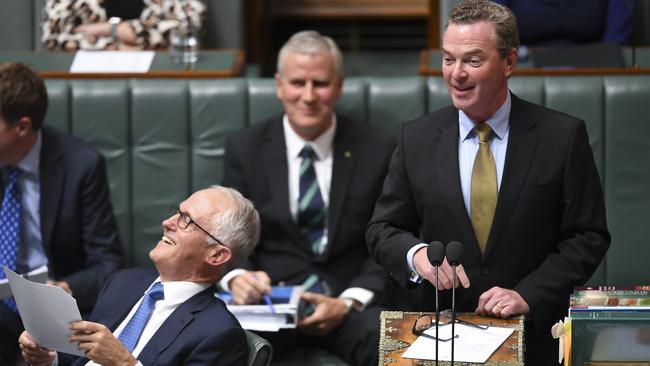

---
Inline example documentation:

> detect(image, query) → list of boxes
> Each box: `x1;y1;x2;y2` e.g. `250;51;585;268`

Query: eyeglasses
412;313;488;341
170;207;224;246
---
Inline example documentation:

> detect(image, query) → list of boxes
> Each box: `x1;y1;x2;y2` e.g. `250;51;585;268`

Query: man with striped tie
221;31;395;365
18;186;260;366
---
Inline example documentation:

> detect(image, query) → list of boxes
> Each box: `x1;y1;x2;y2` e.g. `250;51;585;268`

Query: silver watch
109;17;122;39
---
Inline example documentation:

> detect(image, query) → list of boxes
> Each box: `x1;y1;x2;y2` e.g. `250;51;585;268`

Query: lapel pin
344;151;352;158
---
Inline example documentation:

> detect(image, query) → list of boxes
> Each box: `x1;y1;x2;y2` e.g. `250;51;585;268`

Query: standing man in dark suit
221;31;395;365
0;62;124;364
19;185;261;366
366;1;610;364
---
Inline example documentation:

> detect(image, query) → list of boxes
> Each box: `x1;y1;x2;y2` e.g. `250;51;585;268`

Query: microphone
446;241;464;366
427;241;445;366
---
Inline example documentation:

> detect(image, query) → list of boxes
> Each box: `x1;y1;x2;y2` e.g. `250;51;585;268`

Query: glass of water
169;25;198;69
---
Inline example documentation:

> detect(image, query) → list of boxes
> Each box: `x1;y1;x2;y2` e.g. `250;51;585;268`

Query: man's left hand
297;292;349;335
68;321;137;366
475;286;529;318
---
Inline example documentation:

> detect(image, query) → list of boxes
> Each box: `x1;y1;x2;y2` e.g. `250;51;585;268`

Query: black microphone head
427;241;446;266
446;241;464;266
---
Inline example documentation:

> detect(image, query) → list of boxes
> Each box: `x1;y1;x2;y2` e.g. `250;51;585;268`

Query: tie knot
475;124;493;143
299;145;318;160
147;282;164;301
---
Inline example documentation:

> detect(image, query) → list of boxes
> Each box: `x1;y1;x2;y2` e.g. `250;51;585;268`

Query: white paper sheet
401;323;515;363
70;50;154;73
4;267;85;356
0;265;48;299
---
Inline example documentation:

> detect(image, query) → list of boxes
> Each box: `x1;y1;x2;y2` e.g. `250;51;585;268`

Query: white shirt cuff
339;287;374;310
218;268;247;292
406;243;428;283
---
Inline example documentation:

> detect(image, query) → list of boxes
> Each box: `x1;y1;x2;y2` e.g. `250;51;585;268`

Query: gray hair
206;185;260;266
445;0;519;59
277;30;344;76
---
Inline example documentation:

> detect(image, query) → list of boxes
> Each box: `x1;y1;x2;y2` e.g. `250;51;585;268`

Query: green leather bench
41;75;650;365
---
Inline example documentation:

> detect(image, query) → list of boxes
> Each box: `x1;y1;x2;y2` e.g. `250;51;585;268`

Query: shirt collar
283;114;337;161
153;277;212;306
459;92;511;142
8;130;42;176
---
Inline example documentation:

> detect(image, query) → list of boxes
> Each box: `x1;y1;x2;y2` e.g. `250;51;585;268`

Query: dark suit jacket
222;115;395;298
367;94;610;361
1;127;123;312
62;268;247;366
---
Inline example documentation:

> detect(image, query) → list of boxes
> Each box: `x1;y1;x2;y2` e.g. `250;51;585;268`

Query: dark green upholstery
245;330;273;366
39;76;649;365
41;75;648;284
604;75;650;285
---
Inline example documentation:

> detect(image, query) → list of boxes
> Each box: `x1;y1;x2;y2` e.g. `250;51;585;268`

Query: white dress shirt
84;278;210;365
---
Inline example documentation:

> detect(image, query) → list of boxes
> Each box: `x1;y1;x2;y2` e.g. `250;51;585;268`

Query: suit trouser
0;304;23;364
259;305;383;366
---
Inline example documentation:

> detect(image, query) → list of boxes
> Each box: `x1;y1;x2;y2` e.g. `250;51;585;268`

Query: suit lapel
137;286;215;365
484;95;539;259
327;118;358;255
261;118;305;245
39;128;65;259
435;113;482;260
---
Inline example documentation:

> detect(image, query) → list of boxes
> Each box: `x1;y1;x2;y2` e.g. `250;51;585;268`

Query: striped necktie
298;145;326;255
0;167;21;312
470;124;497;255
118;282;165;352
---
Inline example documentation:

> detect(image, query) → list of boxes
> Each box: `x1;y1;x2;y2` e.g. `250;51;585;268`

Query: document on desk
217;286;303;332
70;50;154;73
402;323;515;363
3;267;85;357
0;264;47;300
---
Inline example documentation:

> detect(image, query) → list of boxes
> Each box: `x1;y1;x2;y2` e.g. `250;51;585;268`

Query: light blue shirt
11;131;47;273
406;93;511;282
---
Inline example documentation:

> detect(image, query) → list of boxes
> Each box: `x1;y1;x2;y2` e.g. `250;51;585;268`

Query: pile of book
562;286;650;366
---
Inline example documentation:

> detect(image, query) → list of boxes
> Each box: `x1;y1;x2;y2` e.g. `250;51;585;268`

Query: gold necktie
470;124;497;255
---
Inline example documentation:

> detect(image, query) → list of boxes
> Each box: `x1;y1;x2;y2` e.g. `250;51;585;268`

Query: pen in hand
252;273;276;315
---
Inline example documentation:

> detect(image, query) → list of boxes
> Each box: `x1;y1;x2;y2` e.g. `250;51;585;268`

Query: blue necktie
298;145;326;255
0;167;21;312
118;282;164;353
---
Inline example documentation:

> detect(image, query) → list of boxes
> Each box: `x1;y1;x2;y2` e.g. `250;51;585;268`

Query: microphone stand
435;264;439;366
451;263;457;366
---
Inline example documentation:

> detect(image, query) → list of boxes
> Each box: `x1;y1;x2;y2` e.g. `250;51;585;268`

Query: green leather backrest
367;76;426;134
71;80;131;264
245;330;272;366
189;78;248;189
604;75;650;285
40;76;648;286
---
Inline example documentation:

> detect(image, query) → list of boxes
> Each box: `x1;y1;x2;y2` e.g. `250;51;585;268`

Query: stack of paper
216;286;303;332
3;267;84;356
402;323;515;363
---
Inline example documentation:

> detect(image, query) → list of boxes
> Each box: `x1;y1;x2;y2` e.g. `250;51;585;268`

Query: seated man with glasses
18;186;261;366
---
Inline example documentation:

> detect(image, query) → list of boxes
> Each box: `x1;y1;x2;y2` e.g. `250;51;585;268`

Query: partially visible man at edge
366;1;610;365
0;62;124;364
20;185;261;366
